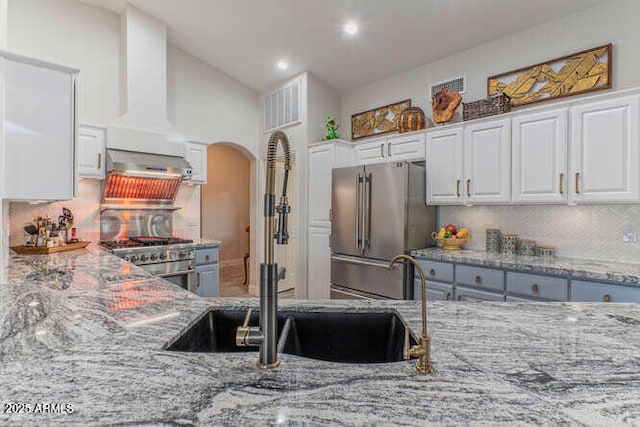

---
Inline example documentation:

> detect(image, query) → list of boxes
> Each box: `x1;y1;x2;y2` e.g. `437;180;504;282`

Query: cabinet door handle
205;255;210;262
575;172;580;194
387;141;391;158
474;275;481;284
466;179;471;197
445;292;451;301
97;153;102;170
456;180;461;197
429;269;435;276
603;294;611;303
197;272;201;287
531;284;539;294
558;173;563;194
456;295;462;301
380;143;385;158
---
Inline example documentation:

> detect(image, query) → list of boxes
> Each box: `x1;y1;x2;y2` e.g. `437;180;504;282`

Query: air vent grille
430;76;466;98
264;80;300;132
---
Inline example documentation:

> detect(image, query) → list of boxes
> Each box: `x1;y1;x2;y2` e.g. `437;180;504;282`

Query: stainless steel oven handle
331;255;397;269
157;269;195;278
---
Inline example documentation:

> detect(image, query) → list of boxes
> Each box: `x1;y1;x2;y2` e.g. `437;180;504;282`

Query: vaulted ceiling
77;0;605;92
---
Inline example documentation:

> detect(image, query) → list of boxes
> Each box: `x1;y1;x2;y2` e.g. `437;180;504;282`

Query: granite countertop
193;238;223;249
1;246;640;425
412;247;640;285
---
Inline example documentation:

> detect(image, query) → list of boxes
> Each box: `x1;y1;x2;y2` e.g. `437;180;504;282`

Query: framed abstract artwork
351;99;411;140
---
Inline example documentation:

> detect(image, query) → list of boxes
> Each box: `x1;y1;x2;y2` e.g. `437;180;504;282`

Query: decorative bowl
431;231;470;251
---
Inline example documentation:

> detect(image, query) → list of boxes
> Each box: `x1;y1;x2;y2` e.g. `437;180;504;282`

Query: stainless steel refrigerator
330;161;436;300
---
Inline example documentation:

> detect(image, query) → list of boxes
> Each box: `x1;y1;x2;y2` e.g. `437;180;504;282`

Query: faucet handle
242;308;252;327
403;326;411;360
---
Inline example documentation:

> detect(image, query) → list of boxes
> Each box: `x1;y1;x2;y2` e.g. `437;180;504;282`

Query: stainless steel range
98;148;197;292
100;237;196;292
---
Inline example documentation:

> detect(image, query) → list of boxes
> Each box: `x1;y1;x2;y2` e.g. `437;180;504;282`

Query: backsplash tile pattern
9;180;201;246
439;205;640;263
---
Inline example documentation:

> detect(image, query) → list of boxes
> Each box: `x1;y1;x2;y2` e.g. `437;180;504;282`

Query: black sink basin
166;309;417;363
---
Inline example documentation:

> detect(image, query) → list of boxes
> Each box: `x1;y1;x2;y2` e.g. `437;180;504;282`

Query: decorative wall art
432;88;462;123
351;99;411;140
487;44;611;107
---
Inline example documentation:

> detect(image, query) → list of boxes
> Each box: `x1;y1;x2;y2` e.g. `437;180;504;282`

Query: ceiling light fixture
277;61;289;70
344;23;359;35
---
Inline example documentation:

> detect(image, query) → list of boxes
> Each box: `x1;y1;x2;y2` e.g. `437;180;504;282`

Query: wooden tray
11;241;90;254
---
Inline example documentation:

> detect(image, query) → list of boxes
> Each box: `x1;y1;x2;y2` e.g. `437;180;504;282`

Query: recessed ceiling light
277;61;289;70
344;23;359;35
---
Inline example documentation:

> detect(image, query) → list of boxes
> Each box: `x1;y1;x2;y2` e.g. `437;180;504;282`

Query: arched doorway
201;143;253;297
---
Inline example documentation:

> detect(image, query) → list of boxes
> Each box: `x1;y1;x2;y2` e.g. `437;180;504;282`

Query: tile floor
219;261;294;299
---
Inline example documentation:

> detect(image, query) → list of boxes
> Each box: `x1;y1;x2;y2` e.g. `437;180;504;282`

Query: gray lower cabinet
194;247;220;297
571;279;640;303
456;265;505;292
414;279;453;301
507;272;568;301
455;286;505;301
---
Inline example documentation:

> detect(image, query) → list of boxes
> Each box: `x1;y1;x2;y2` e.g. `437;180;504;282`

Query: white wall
7;0;120;126
341;0;640;134
167;44;259;156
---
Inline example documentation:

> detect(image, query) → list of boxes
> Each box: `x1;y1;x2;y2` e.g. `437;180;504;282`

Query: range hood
101;149;192;210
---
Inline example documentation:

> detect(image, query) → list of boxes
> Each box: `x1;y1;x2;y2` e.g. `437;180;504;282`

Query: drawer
414;279;453;301
195;247;219;265
415;259;454;283
456;265;504;292
507;272;568;301
455;286;504;302
571;280;640;303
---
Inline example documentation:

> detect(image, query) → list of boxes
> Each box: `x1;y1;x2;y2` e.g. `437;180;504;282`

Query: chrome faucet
388;255;434;374
236;130;291;370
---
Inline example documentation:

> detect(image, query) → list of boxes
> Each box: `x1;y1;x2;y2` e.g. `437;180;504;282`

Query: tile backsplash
9;180;201;246
439;205;640;263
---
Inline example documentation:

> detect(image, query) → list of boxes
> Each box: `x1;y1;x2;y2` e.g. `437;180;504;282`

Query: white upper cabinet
2;54;77;201
386;133;425;162
77;125;105;180
185;141;208;184
512;109;567;203
569;95;640;203
464;118;511;204
353;133;425;165
426;126;464;205
354;136;386;165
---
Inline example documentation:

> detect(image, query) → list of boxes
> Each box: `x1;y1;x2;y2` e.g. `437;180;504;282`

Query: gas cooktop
100;237;194;250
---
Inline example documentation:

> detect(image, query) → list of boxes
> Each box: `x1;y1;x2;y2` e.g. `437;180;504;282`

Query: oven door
142;260;196;293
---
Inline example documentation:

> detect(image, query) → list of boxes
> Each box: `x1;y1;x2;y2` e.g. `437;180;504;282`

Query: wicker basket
463;93;511;121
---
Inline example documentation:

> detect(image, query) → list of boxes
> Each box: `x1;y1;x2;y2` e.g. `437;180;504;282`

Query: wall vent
264;80;300;132
430;75;466;98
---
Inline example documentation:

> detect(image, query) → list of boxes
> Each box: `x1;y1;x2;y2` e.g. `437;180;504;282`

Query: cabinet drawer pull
466;179;471;197
558;173;563;194
603;294;611;303
456;295;462;301
387;141;391;158
575;172;580;194
531;283;539;294
98;152;102;170
205;255;210;262
445;292;451;301
429;269;436;276
456;180;461;197
474;275;481;284
380;143;385;158
197;272;201;287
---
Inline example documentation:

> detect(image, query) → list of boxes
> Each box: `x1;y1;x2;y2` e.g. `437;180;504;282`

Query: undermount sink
166;309;418;363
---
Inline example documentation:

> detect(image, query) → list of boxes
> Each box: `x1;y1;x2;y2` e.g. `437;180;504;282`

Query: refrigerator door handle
355;173;363;249
363;173;372;249
331;255;399;269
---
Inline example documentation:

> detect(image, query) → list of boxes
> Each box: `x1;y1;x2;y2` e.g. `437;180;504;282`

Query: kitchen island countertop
413;247;640;285
1;245;639;425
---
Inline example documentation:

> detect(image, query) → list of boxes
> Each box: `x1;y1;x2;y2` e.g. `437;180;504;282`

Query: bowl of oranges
431;224;470;251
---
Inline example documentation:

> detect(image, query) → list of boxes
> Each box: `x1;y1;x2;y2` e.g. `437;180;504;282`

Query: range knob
150;254;158;261
178;251;186;258
159;253;167;260
140;254;149;262
123;256;129;262
170;253;177;260
130;255;139;263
